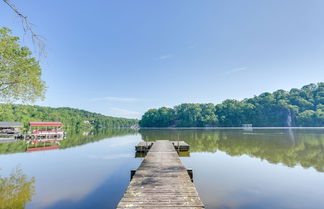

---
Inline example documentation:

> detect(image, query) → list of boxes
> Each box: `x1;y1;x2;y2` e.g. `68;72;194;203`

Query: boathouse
0;122;23;140
25;122;65;140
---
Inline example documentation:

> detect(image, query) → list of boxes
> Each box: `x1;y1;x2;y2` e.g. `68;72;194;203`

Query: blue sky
1;0;324;118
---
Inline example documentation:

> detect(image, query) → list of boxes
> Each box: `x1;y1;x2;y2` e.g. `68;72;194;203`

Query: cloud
159;54;172;60
110;107;141;118
225;67;248;74
92;96;138;102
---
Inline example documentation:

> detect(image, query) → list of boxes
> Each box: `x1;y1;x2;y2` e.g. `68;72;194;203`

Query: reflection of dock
26;139;61;152
118;140;204;208
26;145;60;152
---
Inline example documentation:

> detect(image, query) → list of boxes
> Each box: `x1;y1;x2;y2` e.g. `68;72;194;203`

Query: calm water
0;129;324;209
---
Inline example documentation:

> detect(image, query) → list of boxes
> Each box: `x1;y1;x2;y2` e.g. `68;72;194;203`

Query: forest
0;104;138;132
139;83;324;127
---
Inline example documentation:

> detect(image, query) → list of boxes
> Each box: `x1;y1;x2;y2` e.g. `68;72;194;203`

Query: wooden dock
135;141;190;152
135;141;154;152
172;141;190;151
117;140;204;209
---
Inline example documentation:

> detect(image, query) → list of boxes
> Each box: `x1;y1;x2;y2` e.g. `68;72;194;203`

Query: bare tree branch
2;0;46;58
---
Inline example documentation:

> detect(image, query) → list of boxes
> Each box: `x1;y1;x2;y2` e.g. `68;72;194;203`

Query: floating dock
117;140;204;209
172;141;190;151
135;141;154;152
135;141;190;152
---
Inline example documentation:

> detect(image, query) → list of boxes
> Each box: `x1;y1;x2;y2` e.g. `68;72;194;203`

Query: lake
0;128;323;209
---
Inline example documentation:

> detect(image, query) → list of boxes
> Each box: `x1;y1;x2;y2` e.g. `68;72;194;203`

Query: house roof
0;122;23;128
29;122;63;127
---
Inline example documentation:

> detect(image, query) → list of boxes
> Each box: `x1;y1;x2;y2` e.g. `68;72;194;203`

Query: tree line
0;104;138;132
139;83;324;127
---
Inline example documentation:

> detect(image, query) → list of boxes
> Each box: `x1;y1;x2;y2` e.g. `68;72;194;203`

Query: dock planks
117;140;204;209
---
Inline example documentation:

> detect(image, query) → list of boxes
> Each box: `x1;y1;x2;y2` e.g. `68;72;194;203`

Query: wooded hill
0;104;138;131
139;83;324;127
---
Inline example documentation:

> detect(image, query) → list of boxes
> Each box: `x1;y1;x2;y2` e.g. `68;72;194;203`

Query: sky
1;0;324;119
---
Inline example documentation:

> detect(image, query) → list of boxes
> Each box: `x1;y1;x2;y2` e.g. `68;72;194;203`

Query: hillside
0;104;138;131
139;83;324;127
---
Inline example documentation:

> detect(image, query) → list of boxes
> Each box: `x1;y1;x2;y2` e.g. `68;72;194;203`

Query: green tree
0;167;35;209
0;27;46;103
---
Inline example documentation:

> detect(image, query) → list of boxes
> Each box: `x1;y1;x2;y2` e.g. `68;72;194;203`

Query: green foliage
0;104;138;132
0;167;35;209
139;83;324;127
0;27;46;103
139;107;175;127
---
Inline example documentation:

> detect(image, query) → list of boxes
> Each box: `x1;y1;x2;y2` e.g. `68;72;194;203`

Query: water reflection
140;129;324;172
139;129;324;209
0;129;137;155
0;133;141;209
0;167;35;209
60;129;137;149
1;129;323;209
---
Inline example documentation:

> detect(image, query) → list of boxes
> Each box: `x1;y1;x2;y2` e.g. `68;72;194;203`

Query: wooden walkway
117;140;204;209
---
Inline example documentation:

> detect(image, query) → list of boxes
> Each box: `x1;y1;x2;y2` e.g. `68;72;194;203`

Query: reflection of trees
0;129;137;155
60;129;137;149
140;129;324;172
0;141;26;155
0;167;35;209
